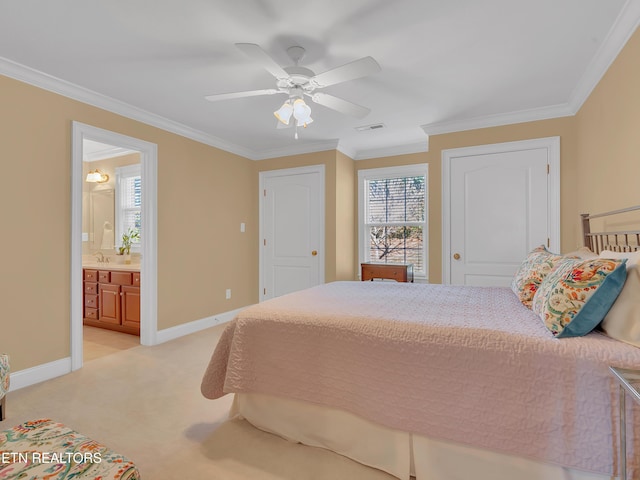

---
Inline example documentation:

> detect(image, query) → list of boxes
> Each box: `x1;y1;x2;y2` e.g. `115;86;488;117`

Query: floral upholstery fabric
0;419;140;479
0;354;8;398
511;246;565;308
531;257;627;337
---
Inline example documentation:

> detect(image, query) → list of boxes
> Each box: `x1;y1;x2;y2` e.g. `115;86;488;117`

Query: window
115;164;142;253
358;164;428;279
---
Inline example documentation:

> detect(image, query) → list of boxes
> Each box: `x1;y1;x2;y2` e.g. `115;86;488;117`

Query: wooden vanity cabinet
121;285;141;328
99;284;121;325
83;268;140;335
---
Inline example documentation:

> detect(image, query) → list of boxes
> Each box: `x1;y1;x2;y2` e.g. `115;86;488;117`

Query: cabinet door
121;286;140;328
99;284;121;325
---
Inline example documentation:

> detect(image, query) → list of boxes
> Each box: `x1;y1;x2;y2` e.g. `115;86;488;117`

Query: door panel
99;284;121;324
445;138;559;286
121;286;140;327
261;167;324;300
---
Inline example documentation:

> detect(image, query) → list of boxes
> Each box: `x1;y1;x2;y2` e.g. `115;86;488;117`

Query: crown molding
84;146;137;162
421;103;575;136
336;143;357;160
251;139;340;160
0;56;257;160
351;141;429;160
567;0;640;112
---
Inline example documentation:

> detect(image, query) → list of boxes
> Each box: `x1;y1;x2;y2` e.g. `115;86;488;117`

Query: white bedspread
201;281;640;477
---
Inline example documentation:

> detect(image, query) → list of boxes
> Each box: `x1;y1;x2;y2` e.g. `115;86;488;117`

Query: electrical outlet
225;289;231;300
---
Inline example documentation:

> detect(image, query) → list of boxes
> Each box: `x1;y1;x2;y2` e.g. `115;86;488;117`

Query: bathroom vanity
83;265;140;336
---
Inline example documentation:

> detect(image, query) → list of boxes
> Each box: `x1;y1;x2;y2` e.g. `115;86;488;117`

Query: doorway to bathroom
71;122;158;371
82;141;141;360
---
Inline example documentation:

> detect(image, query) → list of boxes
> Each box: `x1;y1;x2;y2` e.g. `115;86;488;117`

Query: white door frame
258;164;325;301
441;136;560;284
71;121;158;371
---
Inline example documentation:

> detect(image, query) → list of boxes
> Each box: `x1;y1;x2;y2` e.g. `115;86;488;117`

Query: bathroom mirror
82;143;140;257
89;188;115;252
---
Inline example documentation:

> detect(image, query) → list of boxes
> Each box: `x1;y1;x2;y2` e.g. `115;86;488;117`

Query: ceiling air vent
355;123;386;132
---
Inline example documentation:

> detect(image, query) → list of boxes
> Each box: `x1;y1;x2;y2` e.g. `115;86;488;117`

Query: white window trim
115;163;142;254
358;163;429;282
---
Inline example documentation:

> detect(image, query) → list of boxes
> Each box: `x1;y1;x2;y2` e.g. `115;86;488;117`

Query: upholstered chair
0;354;9;421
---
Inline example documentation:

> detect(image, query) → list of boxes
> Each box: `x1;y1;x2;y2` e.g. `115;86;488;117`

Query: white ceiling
1;1;639;160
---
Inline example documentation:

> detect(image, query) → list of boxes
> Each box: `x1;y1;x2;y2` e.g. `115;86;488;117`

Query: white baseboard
10;357;71;391
155;307;243;344
10;307;244;391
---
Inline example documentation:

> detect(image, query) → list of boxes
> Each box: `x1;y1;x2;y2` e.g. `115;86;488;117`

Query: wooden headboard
581;205;640;253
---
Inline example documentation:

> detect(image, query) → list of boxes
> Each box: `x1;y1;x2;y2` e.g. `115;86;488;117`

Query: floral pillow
531;257;627;338
511;246;565;308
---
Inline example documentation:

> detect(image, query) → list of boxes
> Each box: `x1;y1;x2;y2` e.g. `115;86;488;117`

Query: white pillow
599;250;640;347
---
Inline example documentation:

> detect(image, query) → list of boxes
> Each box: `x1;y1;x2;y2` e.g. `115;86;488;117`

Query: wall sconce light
86;169;109;183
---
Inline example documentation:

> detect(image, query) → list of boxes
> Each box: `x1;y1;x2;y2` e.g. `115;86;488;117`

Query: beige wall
574;26;640;231
0;74;258;371
335;151;356;280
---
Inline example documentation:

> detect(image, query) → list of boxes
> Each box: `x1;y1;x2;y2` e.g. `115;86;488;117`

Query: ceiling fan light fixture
292;98;312;124
274;100;293;125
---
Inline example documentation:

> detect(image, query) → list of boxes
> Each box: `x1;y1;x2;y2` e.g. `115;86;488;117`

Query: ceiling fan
205;43;381;133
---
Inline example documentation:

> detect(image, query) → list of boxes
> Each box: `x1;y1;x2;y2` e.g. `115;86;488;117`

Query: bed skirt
231;393;612;480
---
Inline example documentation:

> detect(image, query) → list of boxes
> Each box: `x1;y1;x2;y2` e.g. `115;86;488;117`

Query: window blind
364;175;426;273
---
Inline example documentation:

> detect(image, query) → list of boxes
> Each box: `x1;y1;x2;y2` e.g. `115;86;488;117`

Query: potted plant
118;227;140;264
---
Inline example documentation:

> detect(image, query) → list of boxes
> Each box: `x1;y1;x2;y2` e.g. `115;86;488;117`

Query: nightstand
360;263;414;282
609;366;640;480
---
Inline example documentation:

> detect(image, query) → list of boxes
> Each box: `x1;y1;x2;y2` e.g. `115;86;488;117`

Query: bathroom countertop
82;262;141;272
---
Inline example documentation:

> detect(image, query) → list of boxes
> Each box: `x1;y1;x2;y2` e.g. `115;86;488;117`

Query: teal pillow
531;257;627;337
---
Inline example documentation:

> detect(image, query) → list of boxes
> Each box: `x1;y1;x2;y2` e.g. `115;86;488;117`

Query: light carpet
1;324;397;479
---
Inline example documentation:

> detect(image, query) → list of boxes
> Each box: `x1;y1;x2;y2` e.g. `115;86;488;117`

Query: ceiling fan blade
205;89;280;102
235;43;290;80
310;92;371;119
310;56;380;88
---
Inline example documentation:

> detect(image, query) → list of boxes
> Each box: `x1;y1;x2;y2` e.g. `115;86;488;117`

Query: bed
202;206;640;480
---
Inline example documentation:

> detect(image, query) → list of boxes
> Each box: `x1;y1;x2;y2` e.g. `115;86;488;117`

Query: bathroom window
116;164;142;253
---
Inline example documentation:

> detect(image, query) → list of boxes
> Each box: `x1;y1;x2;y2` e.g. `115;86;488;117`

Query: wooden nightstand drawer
361;263;414;282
